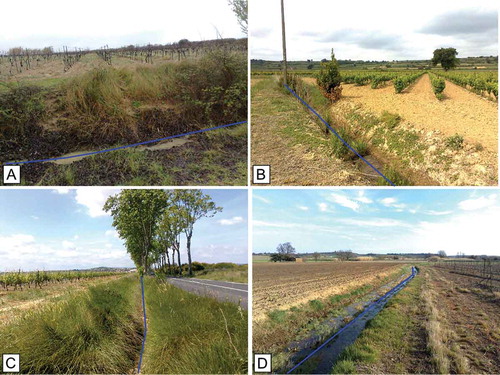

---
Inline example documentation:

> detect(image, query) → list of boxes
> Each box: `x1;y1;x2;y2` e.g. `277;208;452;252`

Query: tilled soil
253;262;405;320
426;267;500;374
333;74;498;152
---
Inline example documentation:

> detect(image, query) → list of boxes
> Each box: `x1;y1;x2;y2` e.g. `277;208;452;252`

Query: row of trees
104;189;221;276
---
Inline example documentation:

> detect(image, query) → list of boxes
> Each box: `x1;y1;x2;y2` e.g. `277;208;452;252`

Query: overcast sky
0;188;248;271
250;0;498;61
0;0;245;52
253;189;500;256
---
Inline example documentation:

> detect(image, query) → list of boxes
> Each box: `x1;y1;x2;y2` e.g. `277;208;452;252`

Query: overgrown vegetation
195;263;247;283
445;134;464;150
331;274;428;374
141;278;247;374
0;48;247;185
0;276;142;374
253;267;409;372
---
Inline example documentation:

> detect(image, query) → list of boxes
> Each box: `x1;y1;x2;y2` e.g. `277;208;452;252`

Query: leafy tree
175;190;222;276
307;64;314;70
270;253;296;262
228;0;247;34
316;49;342;101
431;48;458;71
156;193;186;275
104;189;168;273
276;242;296;255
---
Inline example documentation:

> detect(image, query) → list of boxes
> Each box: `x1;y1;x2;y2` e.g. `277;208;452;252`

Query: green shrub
0;85;45;138
331;127;352;159
316;49;342;101
309;299;325;311
377;165;412;186
268;309;287;323
380;111;401;129
445;134;464;150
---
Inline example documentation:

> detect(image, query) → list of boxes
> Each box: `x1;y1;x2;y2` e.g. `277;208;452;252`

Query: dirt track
333;74;498;152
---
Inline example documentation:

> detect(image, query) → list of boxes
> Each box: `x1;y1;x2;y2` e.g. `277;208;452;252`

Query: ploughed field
253;261;405;320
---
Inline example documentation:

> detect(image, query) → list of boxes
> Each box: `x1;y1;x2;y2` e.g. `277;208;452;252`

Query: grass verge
0;275;142;374
141;277;247;374
253;266;409;371
195;264;248;283
331;272;430;374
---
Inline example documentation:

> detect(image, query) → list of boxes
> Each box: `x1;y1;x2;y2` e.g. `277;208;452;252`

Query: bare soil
425;267;500;373
253;262;405;320
334;74;498;152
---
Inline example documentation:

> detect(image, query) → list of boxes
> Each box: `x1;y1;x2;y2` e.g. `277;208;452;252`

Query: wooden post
281;0;288;85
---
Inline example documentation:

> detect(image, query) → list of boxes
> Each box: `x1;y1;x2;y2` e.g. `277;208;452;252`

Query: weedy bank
0;42;247;186
141;277;248;374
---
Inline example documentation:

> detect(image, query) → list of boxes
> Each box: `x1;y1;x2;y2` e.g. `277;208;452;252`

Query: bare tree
336;250;355;261
228;0;247;34
277;242;296;255
438;250;447;258
313;252;320;261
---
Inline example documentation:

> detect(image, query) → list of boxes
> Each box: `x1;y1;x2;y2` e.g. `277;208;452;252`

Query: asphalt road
167;278;248;309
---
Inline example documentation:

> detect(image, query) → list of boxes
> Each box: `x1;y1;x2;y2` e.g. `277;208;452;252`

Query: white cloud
328;193;360;211
218;216;244;226
340;218;409;227
411;206;500;254
458;194;497;211
380;197;406;210
425;210;453;216
298;205;309;211
73;235;79;240
380;197;397;206
75;189;121;217
354;191;373;204
318;203;328;212
62;240;75;249
30;215;39;220
105;229;119;238
52;188;70;194
254;195;271;204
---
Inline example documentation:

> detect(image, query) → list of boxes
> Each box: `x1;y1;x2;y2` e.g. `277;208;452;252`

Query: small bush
0;85;45;138
331;127;352;159
380;111;401;129
474;142;484;152
377;165;412;186
445;134;464;150
268;310;287;323
316;49;342;102
351;139;369;157
309;299;325;311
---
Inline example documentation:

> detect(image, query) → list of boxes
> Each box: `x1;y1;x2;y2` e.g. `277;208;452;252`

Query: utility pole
281;0;288;85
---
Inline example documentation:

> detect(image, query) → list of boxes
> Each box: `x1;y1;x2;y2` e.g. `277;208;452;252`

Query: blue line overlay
137;275;147;374
286;267;417;374
284;84;395;186
4;120;247;166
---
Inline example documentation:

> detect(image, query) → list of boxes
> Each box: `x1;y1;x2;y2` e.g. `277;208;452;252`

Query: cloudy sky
0;0;245;52
0;188;248;271
253;189;500;256
250;0;498;61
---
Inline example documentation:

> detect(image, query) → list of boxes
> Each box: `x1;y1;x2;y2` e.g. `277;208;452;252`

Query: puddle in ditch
285;267;417;374
51;138;191;165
